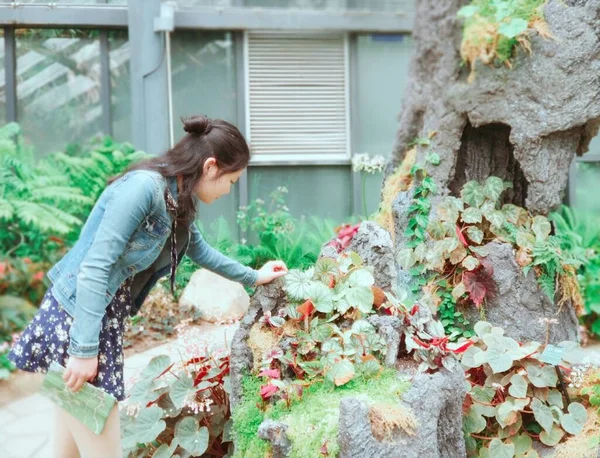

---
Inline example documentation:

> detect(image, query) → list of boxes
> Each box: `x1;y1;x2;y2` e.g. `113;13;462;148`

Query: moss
460;0;548;80
233;369;411;458
231;375;270;457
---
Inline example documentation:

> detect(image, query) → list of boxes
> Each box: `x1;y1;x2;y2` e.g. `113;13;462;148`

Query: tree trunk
386;0;600;343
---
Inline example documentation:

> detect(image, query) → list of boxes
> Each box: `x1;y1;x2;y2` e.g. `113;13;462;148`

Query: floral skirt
8;282;132;401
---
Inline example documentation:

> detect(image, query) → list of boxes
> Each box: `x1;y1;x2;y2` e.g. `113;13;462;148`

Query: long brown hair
120;115;250;224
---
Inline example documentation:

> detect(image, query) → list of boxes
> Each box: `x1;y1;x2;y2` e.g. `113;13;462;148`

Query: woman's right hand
63;356;99;393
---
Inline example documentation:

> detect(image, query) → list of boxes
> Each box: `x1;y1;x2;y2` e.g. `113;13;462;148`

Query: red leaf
258;369;281;379
463;271;486;307
410;304;419;316
23;258;32;264
193;368;209;386
372;286;385;307
456;225;468;247
450;340;474;354
260;383;279;400
297;300;316;320
412;337;431;349
328;275;336;289
32;271;45;282
320;440;329;456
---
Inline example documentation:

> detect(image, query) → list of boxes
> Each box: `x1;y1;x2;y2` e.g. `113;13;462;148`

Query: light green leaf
497;397;529;428
531;398;554;433
462;181;486;207
510;433;532;455
414;242;428;262
461;345;483;368
345;286;374;313
437;198;461;222
314;257;339;281
175;417;209;456
484;209;505;228
152;441;177;458
547;389;564;409
464;407;487;434
462;207;482;224
328;359;356;386
135;406;167;444
525;363;558;388
458;4;479;18
284;269;314;300
474;321;493;337
427;221;448;240
307;282;334;313
397;248;416;270
509;374;528;398
466;226;484;244
450;244;468;265
426;152;441;165
539;424;564;446
499;18;528;39
484;177;506;202
462;256;480;271
488;438;515;458
350;251;363;267
452;282;467;300
560;402;587;435
471;385;496;404
141;355;172;380
516;232;535;250
347;269;375;288
532;216;552;242
128;378;156;405
170;375;195;409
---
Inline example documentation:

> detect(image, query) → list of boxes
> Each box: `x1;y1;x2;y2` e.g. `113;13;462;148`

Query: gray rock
257;420;292;458
464;242;579;343
337;361;467;458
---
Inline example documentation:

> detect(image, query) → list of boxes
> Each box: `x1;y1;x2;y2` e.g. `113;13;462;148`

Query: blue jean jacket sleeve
187;224;258;288
69;173;157;358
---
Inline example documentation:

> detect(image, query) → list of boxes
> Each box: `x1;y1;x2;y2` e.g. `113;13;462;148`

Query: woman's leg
57;403;122;458
52;405;81;458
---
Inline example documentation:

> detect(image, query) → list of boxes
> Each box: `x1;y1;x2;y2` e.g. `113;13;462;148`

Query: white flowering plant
121;350;233;457
352;153;386;218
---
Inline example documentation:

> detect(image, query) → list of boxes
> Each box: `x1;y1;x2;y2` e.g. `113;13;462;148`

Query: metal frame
3;26;17;123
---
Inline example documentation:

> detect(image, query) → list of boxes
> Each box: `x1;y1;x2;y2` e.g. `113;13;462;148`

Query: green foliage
552;206;600;338
461;322;585;455
458;0;547;79
236;188;338;271
232;370;411;458
121;352;232;458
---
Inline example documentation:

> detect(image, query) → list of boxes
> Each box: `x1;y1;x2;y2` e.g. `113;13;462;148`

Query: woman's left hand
255;260;288;285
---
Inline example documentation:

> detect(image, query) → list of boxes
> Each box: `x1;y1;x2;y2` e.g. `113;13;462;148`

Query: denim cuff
67;338;99;358
243;269;259;288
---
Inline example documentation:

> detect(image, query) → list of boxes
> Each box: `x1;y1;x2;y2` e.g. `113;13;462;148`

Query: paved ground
0;321;239;458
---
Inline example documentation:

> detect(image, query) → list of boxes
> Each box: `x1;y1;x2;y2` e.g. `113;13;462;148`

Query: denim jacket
47;170;258;358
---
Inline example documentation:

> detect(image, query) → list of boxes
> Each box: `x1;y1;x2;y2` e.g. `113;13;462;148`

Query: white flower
34;325;44;338
40;299;52;310
12;345;23;356
55;325;68;342
31;343;42;355
352;153;386;174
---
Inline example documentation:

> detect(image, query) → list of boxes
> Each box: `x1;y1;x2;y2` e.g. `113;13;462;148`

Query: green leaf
547;389;564;409
497;397;529;428
560;402;587;435
516;232;535;249
427;221;448;240
458;4;479;18
526;363;558;388
488;438;515;458
328;359;356;386
128;378;156;405
499;18;528;39
532;216;552;242
471;385;496;404
174;417;209;456
422;176;437;193
462;256;480;271
135;406;167;444
531;398;554;433
509;374;528;398
141;355;172;380
170;375;195;409
464;407;487;434
437;198;462;223
397;248;416;270
347;269;375;288
426;152;441;165
462;207;483;224
539;424;564;446
466;226;484;244
461;181;486;207
307;282;334;313
314;257;339;281
345;286;374;314
285;269;314;300
152;441;177;458
484;177;505;202
510;433;532;455
452;282;467;300
484;209;505;228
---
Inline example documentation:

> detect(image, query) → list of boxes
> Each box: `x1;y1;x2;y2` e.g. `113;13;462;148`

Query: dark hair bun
182;115;213;136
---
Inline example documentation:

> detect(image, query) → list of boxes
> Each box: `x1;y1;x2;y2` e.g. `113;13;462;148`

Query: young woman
8;115;287;458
